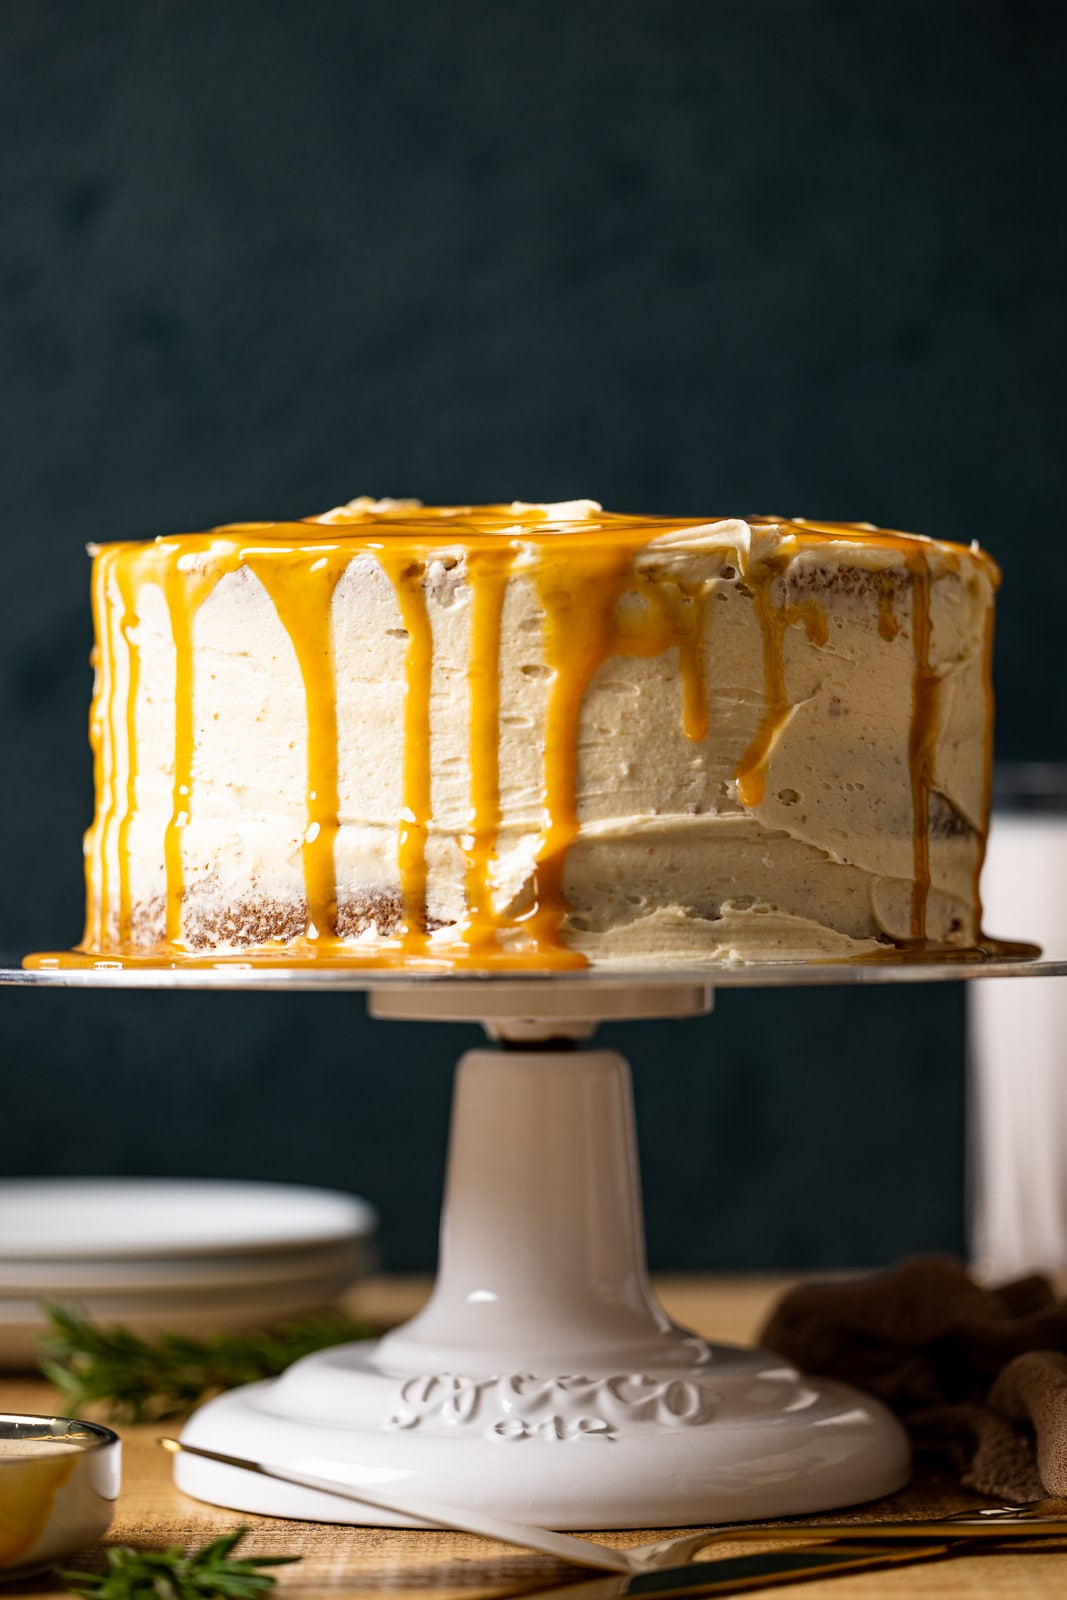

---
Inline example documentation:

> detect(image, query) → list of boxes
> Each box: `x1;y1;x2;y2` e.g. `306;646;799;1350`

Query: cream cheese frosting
47;500;999;969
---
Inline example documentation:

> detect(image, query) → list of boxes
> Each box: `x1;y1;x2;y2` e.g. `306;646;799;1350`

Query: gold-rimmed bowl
0;1414;120;1583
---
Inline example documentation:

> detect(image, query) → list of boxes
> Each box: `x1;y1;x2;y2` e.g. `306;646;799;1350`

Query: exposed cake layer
78;500;998;967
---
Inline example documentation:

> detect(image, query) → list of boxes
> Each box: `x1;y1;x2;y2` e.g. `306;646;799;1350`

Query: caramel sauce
526;544;635;961
854;935;1040;966
734;561;831;809
0;1447;78;1566
784;598;830;650
460;548;513;956
161;549;236;946
676;585;711;743
84;547;116;950
35;504;1001;973
114;554;142;944
877;578;901;642
26;934;1040;973
247;550;347;944
375;551;435;954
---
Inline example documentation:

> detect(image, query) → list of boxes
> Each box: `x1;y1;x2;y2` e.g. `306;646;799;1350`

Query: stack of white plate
0;1178;378;1367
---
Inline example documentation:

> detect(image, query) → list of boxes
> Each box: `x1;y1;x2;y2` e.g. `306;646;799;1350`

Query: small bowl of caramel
0;1414;120;1583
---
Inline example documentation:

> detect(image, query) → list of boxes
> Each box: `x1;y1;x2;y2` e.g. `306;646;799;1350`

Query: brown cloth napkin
758;1256;1067;1501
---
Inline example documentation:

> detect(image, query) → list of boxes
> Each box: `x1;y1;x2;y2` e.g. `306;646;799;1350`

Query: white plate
0;1180;376;1260
0;1236;376;1295
0;1267;360;1320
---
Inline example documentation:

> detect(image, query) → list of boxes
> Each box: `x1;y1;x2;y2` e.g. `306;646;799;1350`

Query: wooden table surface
4;1275;1065;1599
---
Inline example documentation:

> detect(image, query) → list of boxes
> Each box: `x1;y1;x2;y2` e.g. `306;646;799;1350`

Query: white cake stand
6;953;1065;1530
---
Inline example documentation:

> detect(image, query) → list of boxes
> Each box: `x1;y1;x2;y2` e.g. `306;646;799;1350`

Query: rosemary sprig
64;1527;299;1600
40;1304;374;1422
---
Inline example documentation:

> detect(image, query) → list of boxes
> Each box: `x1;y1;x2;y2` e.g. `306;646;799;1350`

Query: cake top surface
90;498;999;584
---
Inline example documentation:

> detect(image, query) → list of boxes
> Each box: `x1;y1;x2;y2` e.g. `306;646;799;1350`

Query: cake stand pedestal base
177;979;908;1529
178;988;908;1528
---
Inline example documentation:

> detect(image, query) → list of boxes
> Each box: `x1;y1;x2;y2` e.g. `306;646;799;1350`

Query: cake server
161;1439;1067;1574
161;1439;633;1573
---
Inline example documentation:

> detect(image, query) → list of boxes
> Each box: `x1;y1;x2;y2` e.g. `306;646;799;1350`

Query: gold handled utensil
161;1438;1067;1578
505;1541;959;1599
626;1496;1067;1570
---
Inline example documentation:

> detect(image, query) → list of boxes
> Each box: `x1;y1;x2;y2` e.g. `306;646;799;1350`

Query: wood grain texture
4;1276;1066;1599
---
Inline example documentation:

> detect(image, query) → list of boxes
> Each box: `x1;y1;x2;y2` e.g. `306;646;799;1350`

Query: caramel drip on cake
734;566;830;808
461;548;513;955
526;547;636;959
525;549;716;955
162;564;196;945
83;546;117;949
161;552;233;945
785;598;829;649
877;577;901;642
376;551;434;953
676;585;711;743
247;551;347;943
613;578;713;741
114;553;143;943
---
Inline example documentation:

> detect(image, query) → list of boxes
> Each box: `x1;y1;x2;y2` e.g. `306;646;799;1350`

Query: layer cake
73;499;998;967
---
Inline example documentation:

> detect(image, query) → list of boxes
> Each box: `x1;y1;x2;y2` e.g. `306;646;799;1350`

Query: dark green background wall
2;1;1064;1269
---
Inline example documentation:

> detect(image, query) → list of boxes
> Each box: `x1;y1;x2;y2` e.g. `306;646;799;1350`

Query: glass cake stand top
1;947;1062;993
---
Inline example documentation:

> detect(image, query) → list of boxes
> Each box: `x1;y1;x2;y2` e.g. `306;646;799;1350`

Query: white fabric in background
968;814;1067;1278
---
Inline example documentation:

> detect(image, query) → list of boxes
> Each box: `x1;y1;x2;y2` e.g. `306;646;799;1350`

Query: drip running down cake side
65;499;999;969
